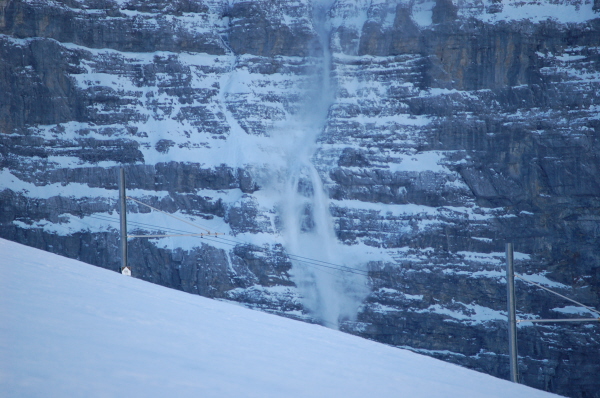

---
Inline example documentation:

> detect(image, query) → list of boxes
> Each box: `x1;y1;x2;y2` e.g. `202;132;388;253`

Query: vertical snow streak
276;0;368;329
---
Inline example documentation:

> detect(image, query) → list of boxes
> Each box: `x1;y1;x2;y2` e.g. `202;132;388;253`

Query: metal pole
506;242;519;383
119;167;128;275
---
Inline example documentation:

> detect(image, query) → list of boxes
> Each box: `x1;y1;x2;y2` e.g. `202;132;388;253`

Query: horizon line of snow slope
0;238;559;398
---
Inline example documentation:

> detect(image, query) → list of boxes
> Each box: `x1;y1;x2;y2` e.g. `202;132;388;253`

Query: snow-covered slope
0;237;556;398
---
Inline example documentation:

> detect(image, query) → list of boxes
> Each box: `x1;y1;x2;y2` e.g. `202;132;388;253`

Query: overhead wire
110;198;374;277
52;199;375;278
127;196;213;233
15;199;393;281
198;234;371;277
26;205;509;284
18;201;527;283
515;274;600;316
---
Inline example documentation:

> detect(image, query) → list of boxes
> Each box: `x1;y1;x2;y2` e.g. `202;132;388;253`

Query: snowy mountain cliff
1;0;599;396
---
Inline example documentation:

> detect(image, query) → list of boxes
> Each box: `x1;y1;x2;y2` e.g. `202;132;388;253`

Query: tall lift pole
506;242;519;383
118;167;130;276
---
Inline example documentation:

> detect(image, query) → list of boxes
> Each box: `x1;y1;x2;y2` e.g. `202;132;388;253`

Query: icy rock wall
1;0;600;396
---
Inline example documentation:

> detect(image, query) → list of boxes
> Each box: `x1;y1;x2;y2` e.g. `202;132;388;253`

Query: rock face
1;0;600;396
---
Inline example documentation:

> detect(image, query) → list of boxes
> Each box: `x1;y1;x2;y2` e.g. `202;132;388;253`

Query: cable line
515;274;600;316
32;200;377;279
127;196;215;234
128;233;212;238
123;197;373;277
198;234;371;277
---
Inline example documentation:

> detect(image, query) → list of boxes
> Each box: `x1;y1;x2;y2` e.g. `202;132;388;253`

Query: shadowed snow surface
0;239;558;398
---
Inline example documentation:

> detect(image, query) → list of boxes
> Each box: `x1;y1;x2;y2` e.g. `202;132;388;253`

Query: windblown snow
0;238;558;398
